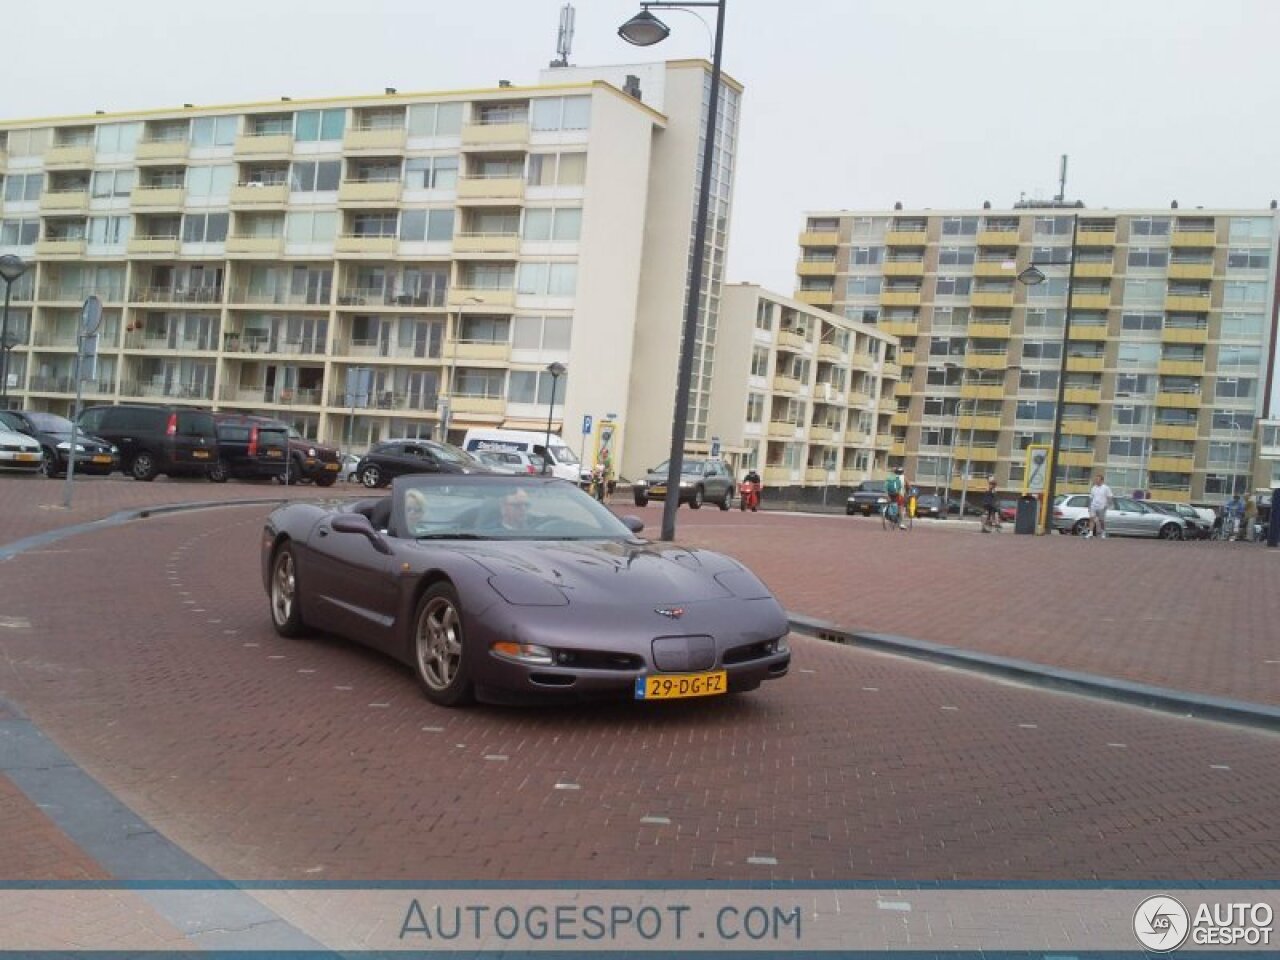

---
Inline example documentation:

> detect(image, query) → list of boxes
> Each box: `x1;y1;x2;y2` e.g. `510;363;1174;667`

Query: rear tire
634;491;649;507
360;464;383;488
412;583;475;707
269;543;306;637
689;487;704;510
207;459;230;483
315;474;337;488
38;448;58;479
130;451;158;481
1072;519;1089;536
719;488;733;511
1159;523;1182;541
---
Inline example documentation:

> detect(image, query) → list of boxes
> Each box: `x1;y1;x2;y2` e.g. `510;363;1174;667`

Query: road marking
554;782;581;791
941;705;959;711
223;629;238;635
421;725;444;732
268;655;286;660
242;642;259;648
799;668;816;674
335;685;353;691
861;686;879;692
0;617;32;629
1107;743;1127;748
877;900;912;912
1018;723;1038;729
746;856;778;865
368;702;390;708
484;754;509;761
1210;764;1232;770
298;669;316;674
641;816;671;825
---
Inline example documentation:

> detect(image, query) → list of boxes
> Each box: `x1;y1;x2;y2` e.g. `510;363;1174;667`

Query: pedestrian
1225;494;1245;540
1244;494;1258;542
1087;472;1113;539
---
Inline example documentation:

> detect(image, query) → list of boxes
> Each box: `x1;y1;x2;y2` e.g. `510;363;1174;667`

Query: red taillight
526;464;536;474
248;426;259;456
1053;508;1063;517
166;413;177;436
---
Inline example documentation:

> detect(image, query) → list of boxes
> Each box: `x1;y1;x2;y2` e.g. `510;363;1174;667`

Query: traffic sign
80;296;103;336
582;414;593;435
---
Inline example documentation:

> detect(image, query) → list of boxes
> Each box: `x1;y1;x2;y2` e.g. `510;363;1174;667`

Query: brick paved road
1;490;1277;882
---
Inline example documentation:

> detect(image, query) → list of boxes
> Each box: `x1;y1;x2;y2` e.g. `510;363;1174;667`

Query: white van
461;429;587;485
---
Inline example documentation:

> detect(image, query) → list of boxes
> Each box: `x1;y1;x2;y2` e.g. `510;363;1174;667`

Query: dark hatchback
79;404;218;481
355;438;488;488
208;414;289;483
0;410;119;478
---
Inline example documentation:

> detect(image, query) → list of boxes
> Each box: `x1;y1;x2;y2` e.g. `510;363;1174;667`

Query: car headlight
876;496;888;504
764;636;790;655
109;445;119;454
307;447;317;457
679;480;693;487
491;641;554;665
55;442;87;452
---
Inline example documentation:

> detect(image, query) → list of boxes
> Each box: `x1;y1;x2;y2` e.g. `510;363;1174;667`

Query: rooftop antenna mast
1056;153;1068;203
550;4;575;67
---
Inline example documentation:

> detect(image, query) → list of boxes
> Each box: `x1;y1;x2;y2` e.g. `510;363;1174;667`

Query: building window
1228;217;1272;241
1214;377;1256;399
527;152;586;187
294;108;345;142
851;246;883;265
1016;400;1056;421
3;173;42;203
531;96;591;131
1220;312;1264;339
95;122;141;155
1120;311;1162;332
1122;278;1166;305
181;212;228;243
190;116;237;148
517;262;578;296
1211;410;1253;432
1227;247;1270;270
750;347;769;378
941;216;978;236
407;102;464;137
511;315;571;351
1019;369;1059;391
186;165;234;199
1223;281;1267;304
91;169;134;198
1127;248;1169;269
290;160;341;193
938;246;976;266
845;277;882;298
399;208;454;242
404;155;459;190
755;301;773;331
1130;216;1171;237
746;393;764;424
88;216;132;245
1205;473;1251;496
1033;216;1073;236
934;276;972;296
522;207;582;242
284;211;337;243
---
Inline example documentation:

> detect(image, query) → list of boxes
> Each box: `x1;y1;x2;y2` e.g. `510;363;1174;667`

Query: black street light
543;361;566;475
0;255;31;408
619;0;726;541
1016;216;1080;533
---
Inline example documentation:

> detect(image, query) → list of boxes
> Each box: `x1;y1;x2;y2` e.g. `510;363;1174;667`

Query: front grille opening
552;650;643;671
529;673;576;687
723;640;777;665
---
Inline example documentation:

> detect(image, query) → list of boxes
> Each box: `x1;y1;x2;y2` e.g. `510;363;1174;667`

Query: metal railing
129;286;223;304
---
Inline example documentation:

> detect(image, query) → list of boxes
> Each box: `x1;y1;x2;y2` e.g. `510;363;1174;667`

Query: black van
78;404;218;481
207;414;289;483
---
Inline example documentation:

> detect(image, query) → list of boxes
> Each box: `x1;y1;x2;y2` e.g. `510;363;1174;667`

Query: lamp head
1017;265;1046;286
618;9;671;46
546;361;567;379
0;255;29;284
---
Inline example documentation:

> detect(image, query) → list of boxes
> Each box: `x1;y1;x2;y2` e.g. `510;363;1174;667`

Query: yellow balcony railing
898;350;916;366
34;238;86;257
881;361;901;380
449;287;515;309
880;290;922;307
970;291;1015;308
1168;262;1214;280
461;122;529;145
777;330;810;351
335;235;397;255
1060;419;1098;436
1147;455;1195;473
958;415;1002;432
1068;324;1109;341
795;290;833;306
764;466;796;486
127;236;181;256
230;183;289;206
225;236;285;256
847;390;872;407
455;176;525;200
131;186;186;208
40;190;89;212
1171;230;1216;248
955;445;999;462
1073;262;1114;278
452;342;512;362
960;383;1006;400
451;396;506;416
135;139;190;163
808;425;834;443
884;230;927;246
1155;391;1202;409
772;374;801;394
343;127;407;152
44;143;94;167
879;320;918;337
1077;230;1116;247
768;420;798;439
234;133;294;156
818;343;843;362
1065;356;1104;372
1057;450;1095;468
889;412;910;428
805;467;832;484
882;260;924;277
338;180;403;204
965;351;1008;369
974;260;1018;278
1164;295;1211;313
1152;424;1198;441
890;440;907;457
797;260;836;276
798;230;839;246
875;434;894;450
1071;292;1112;310
453;232;520;254
1161;325;1208;344
849;352;875;371
894;381;914;397
1063;388;1101;404
968;322;1011;339
1157;359;1205;376
977;229;1019;246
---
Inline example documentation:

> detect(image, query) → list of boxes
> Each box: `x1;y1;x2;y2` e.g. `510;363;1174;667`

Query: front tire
38;448;59;479
130;451;158;481
719;488;733;511
634;491;648;507
1159;523;1182;541
314;474;337;488
269;543;306;637
207;459;230;483
360;464;383;488
1072;519;1089;536
412;583;474;707
689;487;704;510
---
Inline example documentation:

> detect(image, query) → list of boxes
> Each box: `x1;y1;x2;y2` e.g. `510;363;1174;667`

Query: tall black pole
543;375;558;476
0;282;12;407
660;0;725;542
1043;213;1080;532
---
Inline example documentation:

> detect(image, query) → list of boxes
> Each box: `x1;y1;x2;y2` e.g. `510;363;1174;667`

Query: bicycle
980;506;1003;533
882;498;911;531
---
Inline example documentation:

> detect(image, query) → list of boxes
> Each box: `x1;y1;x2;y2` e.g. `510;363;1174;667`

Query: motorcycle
739;480;761;512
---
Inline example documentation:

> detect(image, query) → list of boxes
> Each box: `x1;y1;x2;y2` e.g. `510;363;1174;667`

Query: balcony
1157;358;1205;376
1168;261;1214;280
1171;230;1216;248
338;180;403;204
452;341;511;362
461;122;530;146
1057;450;1095;468
225;236;285;256
131;186;186;209
343;127;407;152
882;260;924;277
764;466;796;486
799;230;839;246
890;439;907;457
893;380;914;397
34;237;86;257
889;412;910;428
878;319;918;337
234;133;294;156
335;234;398;255
1063;387;1101;404
955;444;999;463
1071;292;1112;310
974;260;1017;278
767;420;798;439
960;382;1006;400
885;230;927;246
1060;419;1098;436
958;414;1002;432
777;329;809;351
898;350;916;366
880;290;922;307
1160;323;1208;344
1076;230;1116;247
1068;323;1109;341
965;350;1008;369
453;232;519;254
1147;485;1191;502
1148;455;1195;473
1155;391;1202;409
1164;294;1210;313
805;467;831;484
808;425;834;443
970;291;1014;308
135;139;190;163
449;287;515;309
795;290;833;306
44;143;94;167
131;285;223;305
450;395;506;416
40;190;89;212
844;431;871;448
1073;261;1114;278
456;176;525;201
127;235;182;256
847;390;872;407
977;229;1019;246
881;361;901;379
1065;356;1104;373
968;322;1011;339
1152;424;1198;441
229;183;289;207
771;374;801;394
797;260;836;276
817;342;843;362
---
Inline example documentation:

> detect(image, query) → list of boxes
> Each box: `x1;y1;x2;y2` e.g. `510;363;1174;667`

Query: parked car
0;410;118;478
262;474;790;706
0;423;43;473
997;497;1019;523
913;493;949;518
78;404;218;481
207;413;289;483
354;438;487;488
1051;493;1188;539
276;426;343;487
633;458;734;510
475;449;547;475
947;498;985;517
846;480;889;516
1144;500;1212;539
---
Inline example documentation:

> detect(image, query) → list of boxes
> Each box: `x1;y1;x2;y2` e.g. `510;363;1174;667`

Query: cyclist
885;467;907;528
980;477;1001;532
1224;494;1245;540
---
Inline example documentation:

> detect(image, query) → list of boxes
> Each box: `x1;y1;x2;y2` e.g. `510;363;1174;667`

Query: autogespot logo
1134;895;1190;952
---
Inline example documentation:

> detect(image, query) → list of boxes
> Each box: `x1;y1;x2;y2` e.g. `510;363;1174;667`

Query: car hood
435;539;755;605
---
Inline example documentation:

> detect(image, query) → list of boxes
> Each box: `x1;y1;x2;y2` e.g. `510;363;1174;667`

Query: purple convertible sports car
262;474;791;706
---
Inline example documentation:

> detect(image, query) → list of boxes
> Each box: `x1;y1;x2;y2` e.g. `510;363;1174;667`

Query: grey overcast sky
4;0;1278;293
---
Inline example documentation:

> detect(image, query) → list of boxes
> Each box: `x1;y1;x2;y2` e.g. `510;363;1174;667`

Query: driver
498;487;533;531
404;487;428;535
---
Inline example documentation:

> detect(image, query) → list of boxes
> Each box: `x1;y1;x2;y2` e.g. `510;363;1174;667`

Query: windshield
547;444;578;465
396;476;634;541
28;412;74;432
427;441;479;465
650;459;704;477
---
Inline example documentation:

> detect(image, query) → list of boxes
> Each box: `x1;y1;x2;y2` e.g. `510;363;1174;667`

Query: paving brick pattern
0;773;109;880
1;490;1278;883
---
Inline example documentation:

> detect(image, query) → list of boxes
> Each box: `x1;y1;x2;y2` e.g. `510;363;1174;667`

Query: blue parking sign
582;414;593;435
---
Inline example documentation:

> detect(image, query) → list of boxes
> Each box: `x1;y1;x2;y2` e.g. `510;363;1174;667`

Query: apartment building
710;284;899;492
0;59;738;482
796;206;1280;504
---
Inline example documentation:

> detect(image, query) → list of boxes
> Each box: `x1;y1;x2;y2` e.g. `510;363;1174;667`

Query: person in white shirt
1087;473;1114;539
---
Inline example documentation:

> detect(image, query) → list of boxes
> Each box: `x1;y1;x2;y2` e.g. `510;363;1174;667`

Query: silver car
633;458;735;510
475;449;546;475
1051;494;1188;539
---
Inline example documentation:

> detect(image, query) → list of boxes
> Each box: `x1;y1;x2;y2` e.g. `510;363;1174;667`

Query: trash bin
1015;494;1039;535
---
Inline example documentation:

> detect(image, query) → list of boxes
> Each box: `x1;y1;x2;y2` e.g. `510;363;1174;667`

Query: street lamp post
543;361;566;475
1017;214;1080;533
0;255;31;408
620;0;726;541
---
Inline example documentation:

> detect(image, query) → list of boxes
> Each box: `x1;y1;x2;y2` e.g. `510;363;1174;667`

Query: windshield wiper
415;533;493;540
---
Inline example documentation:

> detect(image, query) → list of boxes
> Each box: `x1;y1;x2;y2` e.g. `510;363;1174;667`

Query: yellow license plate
324;462;340;471
649;486;667;496
92;455;112;464
635;670;727;700
16;452;38;461
192;450;210;459
267;449;283;458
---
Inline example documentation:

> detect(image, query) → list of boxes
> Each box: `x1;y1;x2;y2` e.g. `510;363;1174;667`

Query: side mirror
331;512;394;555
620;515;645;534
